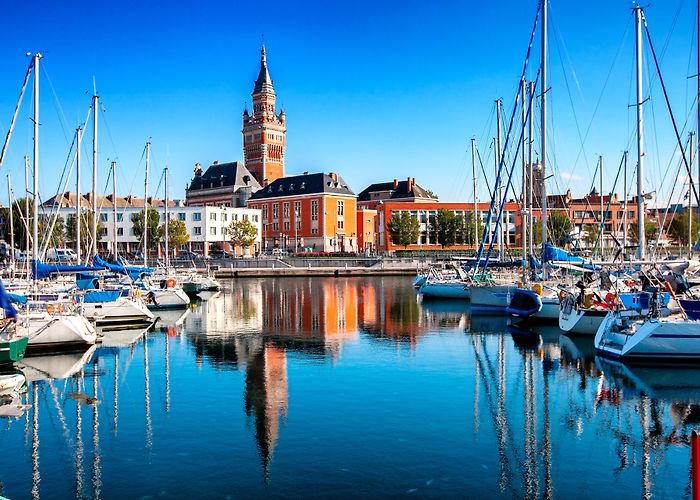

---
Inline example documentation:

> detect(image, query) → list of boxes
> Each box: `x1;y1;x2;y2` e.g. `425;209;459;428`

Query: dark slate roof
188;162;261;191
250;173;355;200
357;180;436;202
253;46;274;94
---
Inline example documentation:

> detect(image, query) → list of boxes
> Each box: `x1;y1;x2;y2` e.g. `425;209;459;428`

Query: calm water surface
0;276;697;498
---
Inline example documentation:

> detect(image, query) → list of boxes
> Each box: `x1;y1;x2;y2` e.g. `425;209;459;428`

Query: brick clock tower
243;46;286;185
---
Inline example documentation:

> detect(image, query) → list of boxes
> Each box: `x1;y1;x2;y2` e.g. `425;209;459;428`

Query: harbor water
0;276;696;498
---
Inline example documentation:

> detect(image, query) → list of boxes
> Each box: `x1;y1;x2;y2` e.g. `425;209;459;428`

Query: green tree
580;223;599;248
1;198;64;252
228;219;258;253
627;221;658;244
387;212;420;249
668;212;699;246
533;211;573;247
461;211;485;246
161;219;190;249
131;208;161;250
65;211;105;255
430;210;460;248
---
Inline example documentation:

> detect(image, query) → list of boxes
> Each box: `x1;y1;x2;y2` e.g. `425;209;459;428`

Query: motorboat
21;303;97;353
78;290;155;327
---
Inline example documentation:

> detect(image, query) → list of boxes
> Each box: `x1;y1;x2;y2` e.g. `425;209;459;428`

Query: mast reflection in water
0;277;696;498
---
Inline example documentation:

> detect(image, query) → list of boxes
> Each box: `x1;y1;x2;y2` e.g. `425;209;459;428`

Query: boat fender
604;292;618;310
47;305;55;314
664;281;677;300
166;278;177;289
583;293;594;309
558;290;567;302
533;283;543;296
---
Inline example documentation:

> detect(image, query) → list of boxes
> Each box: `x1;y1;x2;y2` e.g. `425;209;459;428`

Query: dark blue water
0;276;697;499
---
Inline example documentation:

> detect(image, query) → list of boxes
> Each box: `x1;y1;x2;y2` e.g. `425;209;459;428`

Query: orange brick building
247;172;358;252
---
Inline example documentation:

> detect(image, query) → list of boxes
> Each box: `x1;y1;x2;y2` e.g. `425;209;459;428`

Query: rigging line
39;65;71;146
476;0;541;271
684;4;697;114
572;14;633;182
653;153;686;255
475;146;494;200
481;70;540;271
549;5;592;179
643;10;699;203
645;43;663;196
0;60;33;173
99;104;120;160
591;153;625;256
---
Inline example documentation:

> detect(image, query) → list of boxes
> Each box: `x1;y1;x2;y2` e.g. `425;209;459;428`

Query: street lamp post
294;207;299;254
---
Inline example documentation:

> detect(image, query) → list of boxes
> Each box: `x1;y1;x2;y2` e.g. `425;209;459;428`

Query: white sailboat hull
0;373;25;397
470;285;515;314
419;281;471;300
146;288;190;310
22;312;97;351
559;307;608;335
595;314;700;361
81;297;155;326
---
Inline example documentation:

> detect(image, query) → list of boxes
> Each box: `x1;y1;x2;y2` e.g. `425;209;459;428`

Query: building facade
243;46;286;186
247;172;357;253
43;193;262;257
185;161;261;207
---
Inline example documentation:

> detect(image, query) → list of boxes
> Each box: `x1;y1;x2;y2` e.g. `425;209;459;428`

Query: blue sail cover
32;260;105;280
0;279;17;320
93;255;153;276
81;291;121;303
542;244;585;264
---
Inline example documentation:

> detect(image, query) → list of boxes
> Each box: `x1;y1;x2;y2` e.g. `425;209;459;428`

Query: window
284;221;290;231
337;220;344;230
253;214;259;222
223;213;228;222
209;212;217;221
101;227;108;236
194;227;202;235
116;213;123;222
178;212;186;221
283;202;290;218
100;213;108;222
193;212;202;221
296;220;301;230
272;203;279;219
337;200;344;216
311;200;319;221
294;201;301;218
272;222;279;231
210;227;217;235
262;205;268;220
263;223;268;233
311;228;318;234
117;228;123;236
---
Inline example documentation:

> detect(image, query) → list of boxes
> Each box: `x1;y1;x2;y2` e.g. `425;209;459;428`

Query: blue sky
0;0;698;207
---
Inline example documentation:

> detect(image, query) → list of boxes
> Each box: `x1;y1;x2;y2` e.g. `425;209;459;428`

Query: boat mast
496;99;503;257
112;161;117;262
690;132;695;257
32;53;41;267
521;78;527;268
697;0;700;248
599;155;604;258
91;91;98;260
623;151;628;260
76;126;82;265
7;175;14;273
635;6;646;259
541;0;548;263
528;81;535;258
471;138;478;250
24;156;29;277
144;141;150;268
164;165;169;269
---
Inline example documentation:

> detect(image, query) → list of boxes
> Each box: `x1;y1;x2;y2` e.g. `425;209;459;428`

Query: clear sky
0;0;698;208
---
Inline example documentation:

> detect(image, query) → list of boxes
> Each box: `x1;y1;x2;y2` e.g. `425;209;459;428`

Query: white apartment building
43;195;262;257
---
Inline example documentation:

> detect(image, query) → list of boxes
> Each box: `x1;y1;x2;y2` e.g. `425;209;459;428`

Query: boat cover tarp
81;291;121;303
0;279;18;320
76;277;99;290
542;244;585;264
32;260;105;280
93;255;153;276
7;293;27;305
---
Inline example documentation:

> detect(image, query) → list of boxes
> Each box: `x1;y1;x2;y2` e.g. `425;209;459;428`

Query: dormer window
289;183;294;191
278;185;284;192
300;182;306;189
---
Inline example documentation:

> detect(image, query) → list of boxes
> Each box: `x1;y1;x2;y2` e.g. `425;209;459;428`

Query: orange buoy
166;278;176;289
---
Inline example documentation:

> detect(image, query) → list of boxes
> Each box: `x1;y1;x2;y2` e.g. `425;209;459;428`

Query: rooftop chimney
330;172;338;182
393;179;398;189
